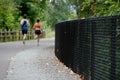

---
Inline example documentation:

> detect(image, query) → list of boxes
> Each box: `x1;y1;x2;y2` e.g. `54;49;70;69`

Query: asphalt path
0;39;52;80
0;38;81;80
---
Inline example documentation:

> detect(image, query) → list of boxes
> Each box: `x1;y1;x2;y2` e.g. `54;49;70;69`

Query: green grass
45;30;55;38
44;26;55;38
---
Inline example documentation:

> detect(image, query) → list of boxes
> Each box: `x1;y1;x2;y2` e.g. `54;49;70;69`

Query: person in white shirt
20;14;30;44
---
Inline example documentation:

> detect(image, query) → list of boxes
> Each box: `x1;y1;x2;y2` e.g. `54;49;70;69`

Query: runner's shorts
35;30;41;35
22;30;28;35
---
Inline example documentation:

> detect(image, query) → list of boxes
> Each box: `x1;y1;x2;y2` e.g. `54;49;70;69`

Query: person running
20;14;30;44
33;18;42;46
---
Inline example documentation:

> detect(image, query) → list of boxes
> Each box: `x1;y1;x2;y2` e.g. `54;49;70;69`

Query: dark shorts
35;30;41;35
22;30;28;35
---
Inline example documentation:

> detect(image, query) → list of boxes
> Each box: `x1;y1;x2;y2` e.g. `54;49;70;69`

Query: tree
68;0;120;18
0;0;18;30
43;0;76;29
14;0;47;27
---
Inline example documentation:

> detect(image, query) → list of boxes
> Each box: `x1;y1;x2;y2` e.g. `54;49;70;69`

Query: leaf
7;69;13;74
46;63;49;66
9;56;16;61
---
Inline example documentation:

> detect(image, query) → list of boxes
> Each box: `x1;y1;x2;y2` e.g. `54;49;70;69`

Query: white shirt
20;19;30;27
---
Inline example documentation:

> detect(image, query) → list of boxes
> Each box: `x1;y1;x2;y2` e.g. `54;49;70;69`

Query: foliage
0;0;47;30
68;0;120;18
45;26;55;38
15;0;47;27
0;0;120;30
43;0;76;29
0;0;18;30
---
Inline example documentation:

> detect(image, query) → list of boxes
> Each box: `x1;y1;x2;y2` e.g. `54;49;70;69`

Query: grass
46;30;55;38
44;26;55;38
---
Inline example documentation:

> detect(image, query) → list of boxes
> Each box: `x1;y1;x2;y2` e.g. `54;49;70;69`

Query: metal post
110;18;116;80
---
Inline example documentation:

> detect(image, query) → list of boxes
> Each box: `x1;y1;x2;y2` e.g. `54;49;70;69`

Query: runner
20;14;30;44
33;18;42;46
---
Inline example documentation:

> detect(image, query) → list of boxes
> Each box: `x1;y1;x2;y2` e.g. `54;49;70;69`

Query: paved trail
0;39;41;79
0;38;81;80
